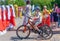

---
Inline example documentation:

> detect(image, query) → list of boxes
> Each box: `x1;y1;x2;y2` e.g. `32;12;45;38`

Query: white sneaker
0;31;2;36
0;31;4;36
0;30;7;36
2;30;7;34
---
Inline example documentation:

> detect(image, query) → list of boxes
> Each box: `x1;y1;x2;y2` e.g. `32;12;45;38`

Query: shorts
30;19;40;26
34;20;40;26
35;22;40;26
23;16;28;25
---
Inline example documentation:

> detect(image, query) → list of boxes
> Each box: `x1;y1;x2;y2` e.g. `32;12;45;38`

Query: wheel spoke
16;25;30;39
41;25;53;39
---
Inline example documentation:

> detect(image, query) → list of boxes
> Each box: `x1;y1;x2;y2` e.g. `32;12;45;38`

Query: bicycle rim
42;25;53;39
16;25;30;39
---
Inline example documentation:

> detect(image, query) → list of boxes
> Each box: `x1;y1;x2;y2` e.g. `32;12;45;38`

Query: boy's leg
34;22;42;34
23;17;28;32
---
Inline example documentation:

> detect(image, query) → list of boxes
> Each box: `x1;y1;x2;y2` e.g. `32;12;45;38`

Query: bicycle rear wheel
41;25;53;39
16;25;30;39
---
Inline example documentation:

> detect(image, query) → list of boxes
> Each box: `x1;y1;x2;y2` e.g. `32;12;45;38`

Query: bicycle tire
40;25;53;40
16;25;30;39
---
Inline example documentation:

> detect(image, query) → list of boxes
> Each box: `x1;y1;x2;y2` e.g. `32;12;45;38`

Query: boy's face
36;10;39;12
35;10;40;14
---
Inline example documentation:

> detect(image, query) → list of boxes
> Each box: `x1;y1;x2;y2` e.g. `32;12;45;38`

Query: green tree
8;0;26;6
55;0;60;7
1;0;60;10
15;0;26;6
31;0;55;10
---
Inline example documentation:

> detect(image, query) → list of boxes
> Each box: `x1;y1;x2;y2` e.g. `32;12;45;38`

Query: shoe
0;30;7;36
0;31;2;36
38;30;43;36
0;31;5;36
3;30;7;34
37;30;41;34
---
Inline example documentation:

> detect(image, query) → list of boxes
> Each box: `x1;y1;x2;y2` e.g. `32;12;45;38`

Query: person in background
2;5;7;30
0;5;7;35
49;9;53;27
14;4;18;18
0;6;4;32
6;5;16;31
42;6;50;26
6;5;11;30
58;9;60;28
9;5;16;31
56;7;60;27
32;4;35;15
52;3;58;28
19;7;23;18
23;0;31;32
0;6;7;35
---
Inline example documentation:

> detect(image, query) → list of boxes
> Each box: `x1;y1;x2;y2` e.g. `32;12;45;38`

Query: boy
23;0;31;32
31;6;42;34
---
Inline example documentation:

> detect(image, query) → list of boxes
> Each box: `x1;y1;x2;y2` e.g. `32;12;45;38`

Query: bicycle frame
23;17;48;32
27;19;42;29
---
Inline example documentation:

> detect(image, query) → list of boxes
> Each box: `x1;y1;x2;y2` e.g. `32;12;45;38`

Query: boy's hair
26;1;30;4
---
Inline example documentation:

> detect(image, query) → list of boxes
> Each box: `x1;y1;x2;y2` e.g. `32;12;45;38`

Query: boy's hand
33;17;38;20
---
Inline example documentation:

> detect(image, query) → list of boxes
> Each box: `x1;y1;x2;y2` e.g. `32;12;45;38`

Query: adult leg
58;15;60;27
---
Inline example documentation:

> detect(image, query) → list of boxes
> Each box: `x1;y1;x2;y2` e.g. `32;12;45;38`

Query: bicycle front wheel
16;25;30;39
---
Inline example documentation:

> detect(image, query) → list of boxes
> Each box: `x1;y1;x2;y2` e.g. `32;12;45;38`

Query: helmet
35;6;40;11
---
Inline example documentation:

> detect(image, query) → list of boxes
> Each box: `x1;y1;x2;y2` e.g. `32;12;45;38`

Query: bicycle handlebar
27;16;32;19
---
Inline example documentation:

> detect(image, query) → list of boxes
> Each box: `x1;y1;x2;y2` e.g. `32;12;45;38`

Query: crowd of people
21;0;60;30
0;0;60;36
0;5;16;35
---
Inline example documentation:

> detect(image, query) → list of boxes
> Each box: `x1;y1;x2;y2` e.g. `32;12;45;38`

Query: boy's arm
33;13;41;19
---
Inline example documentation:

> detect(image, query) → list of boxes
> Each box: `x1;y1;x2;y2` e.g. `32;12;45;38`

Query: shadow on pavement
53;31;60;34
10;30;60;41
10;36;43;41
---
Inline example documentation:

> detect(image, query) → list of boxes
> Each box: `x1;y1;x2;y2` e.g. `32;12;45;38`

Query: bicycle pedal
34;30;38;33
38;30;42;34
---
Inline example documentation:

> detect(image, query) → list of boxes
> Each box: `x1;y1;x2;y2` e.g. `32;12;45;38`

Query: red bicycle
16;16;53;40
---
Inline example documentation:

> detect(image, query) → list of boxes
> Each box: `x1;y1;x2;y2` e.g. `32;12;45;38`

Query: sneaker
0;30;7;36
0;31;2;36
3;30;7;34
0;31;5;36
37;30;41;34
